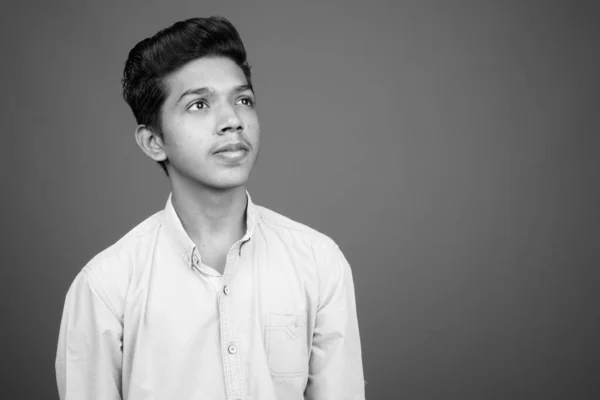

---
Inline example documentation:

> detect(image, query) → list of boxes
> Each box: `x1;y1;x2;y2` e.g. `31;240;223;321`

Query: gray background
2;0;599;399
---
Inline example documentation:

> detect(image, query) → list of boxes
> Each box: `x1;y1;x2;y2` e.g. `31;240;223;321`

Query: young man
55;16;364;400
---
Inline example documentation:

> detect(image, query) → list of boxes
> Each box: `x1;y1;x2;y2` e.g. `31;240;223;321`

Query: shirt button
223;285;230;295
228;344;237;354
192;254;198;266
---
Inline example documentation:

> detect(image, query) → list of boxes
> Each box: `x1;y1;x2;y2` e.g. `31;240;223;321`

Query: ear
134;125;168;162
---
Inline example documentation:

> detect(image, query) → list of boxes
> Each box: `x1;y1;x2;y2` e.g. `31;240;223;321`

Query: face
158;56;260;190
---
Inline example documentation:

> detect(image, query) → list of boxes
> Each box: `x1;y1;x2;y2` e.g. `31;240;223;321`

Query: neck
170;180;248;247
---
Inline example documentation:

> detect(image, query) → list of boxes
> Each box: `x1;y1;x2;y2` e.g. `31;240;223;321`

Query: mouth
213;142;250;163
213;142;250;155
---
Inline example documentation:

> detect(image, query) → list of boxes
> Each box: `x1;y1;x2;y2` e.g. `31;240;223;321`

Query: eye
237;97;255;107
189;100;208;111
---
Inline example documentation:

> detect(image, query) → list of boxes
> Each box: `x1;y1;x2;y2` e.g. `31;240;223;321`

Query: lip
214;149;249;163
213;142;250;154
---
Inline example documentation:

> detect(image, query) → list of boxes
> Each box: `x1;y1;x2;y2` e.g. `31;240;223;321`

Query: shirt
55;192;365;400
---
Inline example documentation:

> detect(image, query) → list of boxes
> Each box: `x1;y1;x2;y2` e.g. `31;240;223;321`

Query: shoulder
86;209;163;274
255;205;355;295
256;204;338;250
255;204;350;276
75;210;164;320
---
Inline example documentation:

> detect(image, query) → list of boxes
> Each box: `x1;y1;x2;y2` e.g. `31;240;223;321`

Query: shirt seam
315;242;342;311
82;266;123;324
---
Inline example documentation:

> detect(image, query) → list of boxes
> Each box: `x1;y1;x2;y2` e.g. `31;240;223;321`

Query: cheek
164;134;211;163
244;117;260;139
247;122;259;134
247;125;260;148
166;120;210;149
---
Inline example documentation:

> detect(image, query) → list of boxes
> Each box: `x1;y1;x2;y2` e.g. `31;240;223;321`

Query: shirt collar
161;190;259;268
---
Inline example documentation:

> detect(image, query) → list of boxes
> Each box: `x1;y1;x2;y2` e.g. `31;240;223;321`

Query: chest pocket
264;313;308;377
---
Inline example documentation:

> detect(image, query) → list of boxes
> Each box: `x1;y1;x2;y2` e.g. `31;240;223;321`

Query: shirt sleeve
305;244;366;400
55;267;123;400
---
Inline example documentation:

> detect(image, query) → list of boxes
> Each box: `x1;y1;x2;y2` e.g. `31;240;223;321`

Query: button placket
218;249;247;399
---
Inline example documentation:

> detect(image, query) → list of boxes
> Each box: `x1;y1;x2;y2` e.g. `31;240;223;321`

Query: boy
56;16;364;399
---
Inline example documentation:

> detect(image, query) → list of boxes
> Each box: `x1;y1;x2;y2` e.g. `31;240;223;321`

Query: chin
207;173;251;191
208;182;247;192
174;163;253;191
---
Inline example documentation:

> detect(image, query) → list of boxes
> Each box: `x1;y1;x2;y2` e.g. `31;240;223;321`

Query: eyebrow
176;84;253;104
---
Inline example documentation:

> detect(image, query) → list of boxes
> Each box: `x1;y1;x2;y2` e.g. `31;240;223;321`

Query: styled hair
122;16;252;174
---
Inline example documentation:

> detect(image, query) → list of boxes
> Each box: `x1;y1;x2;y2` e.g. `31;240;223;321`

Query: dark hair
122;16;252;174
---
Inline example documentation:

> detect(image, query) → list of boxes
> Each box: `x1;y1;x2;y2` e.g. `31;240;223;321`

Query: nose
217;105;243;135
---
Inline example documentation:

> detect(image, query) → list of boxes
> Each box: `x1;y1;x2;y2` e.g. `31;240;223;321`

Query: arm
55;267;123;400
305;244;365;400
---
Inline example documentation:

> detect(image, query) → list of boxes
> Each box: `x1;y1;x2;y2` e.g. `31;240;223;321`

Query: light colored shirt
55;193;365;400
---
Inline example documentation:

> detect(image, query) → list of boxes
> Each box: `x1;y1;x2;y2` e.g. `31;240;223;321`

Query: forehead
164;56;248;98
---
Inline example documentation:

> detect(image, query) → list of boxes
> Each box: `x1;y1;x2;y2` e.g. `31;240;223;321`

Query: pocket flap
265;313;309;377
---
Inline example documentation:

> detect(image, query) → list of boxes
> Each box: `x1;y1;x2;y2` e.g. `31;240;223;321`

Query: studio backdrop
2;0;599;399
